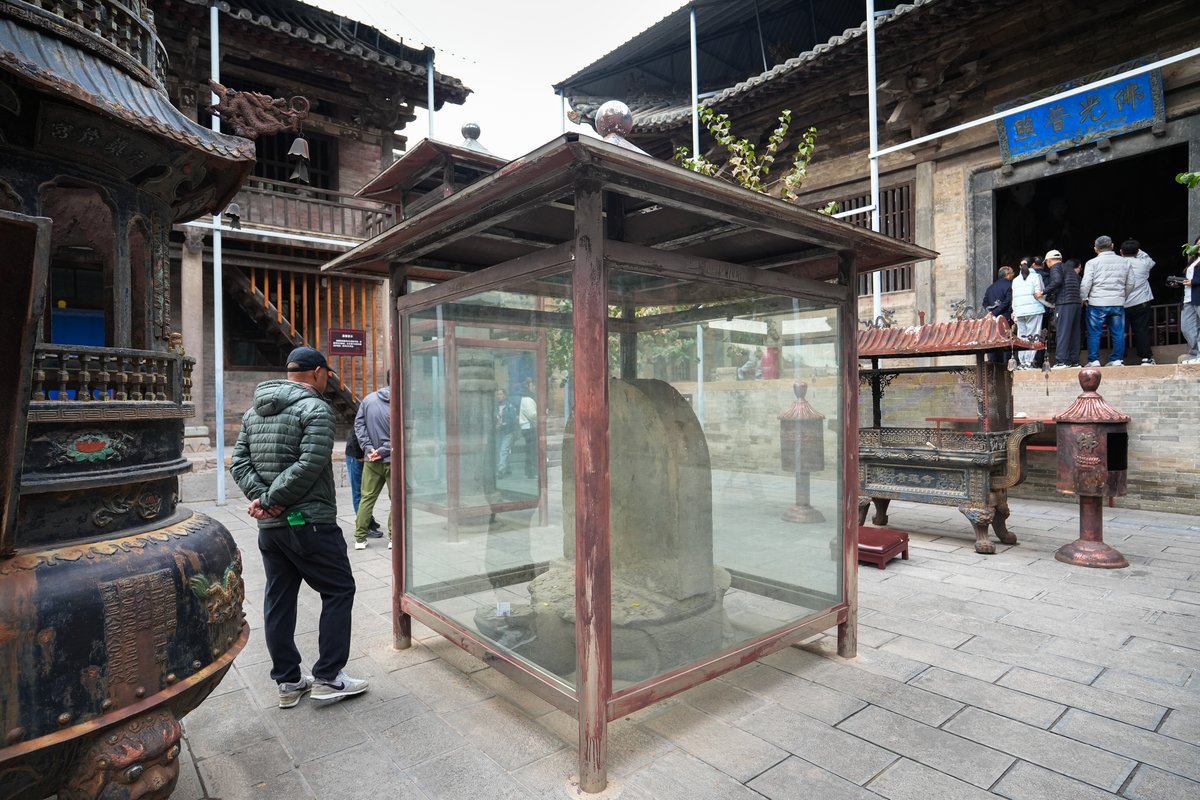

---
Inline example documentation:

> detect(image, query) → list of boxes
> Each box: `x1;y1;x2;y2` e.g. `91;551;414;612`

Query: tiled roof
0;20;254;161
182;0;470;104
566;0;1021;134
858;315;1041;358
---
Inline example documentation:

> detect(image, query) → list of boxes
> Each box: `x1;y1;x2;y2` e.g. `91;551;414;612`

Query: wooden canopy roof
323;133;935;283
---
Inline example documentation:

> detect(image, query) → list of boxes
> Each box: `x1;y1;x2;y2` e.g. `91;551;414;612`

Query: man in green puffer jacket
230;346;368;708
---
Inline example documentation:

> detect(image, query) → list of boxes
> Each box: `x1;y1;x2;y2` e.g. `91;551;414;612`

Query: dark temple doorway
994;144;1190;303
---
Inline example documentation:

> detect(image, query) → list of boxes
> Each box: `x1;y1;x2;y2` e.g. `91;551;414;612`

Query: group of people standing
495;377;538;479
982;234;1199;368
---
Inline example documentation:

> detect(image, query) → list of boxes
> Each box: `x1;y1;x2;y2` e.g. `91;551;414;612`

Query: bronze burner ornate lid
778;381;824;421
858;315;1042;359
1054;369;1130;424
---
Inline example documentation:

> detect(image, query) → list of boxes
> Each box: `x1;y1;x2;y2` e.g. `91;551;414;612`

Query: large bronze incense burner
0;2;254;797
858;315;1044;554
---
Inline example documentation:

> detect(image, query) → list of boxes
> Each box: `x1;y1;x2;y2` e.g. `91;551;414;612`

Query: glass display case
325;132;934;792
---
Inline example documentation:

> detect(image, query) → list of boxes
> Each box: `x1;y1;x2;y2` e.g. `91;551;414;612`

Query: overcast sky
308;0;684;160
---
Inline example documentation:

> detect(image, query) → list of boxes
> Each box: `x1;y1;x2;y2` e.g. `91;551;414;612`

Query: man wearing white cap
1039;249;1081;368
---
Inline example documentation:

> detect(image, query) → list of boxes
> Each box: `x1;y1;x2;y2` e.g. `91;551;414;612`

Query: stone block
865;757;996;800
643;703;788;783
909;667;1066;728
997;667;1167;730
836;705;1013;788
748;756;878;800
1051;708;1200;782
737;704;898;785
990;760;1121;800
943;707;1135;792
1122;764;1200;800
407;748;535;800
442;697;566;771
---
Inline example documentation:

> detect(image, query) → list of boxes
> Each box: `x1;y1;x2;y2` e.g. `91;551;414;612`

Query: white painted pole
695;323;705;429
866;0;882;322
561;89;567;134
690;5;700;160
210;1;226;505
427;49;435;140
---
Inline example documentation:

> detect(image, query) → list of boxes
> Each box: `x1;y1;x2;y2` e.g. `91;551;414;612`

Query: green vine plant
675;106;823;206
1178;171;1200;257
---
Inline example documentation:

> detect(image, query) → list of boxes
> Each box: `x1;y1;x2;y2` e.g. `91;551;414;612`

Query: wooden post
349;279;357;395
325;278;332;364
370;282;378;391
336;279;343;380
573;179;610;794
302;273;309;345
837;249;859;660
276;269;282;323
289;272;295;338
314;277;322;353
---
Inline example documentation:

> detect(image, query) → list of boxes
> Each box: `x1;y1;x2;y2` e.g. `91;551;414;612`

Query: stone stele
526;378;729;682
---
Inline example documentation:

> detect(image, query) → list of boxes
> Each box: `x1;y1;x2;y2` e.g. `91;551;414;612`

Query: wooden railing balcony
5;0;168;86
29;345;193;419
231;177;396;242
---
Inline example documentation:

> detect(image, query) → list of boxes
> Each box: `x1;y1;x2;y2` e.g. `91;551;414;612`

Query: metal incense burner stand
1053;369;1130;569
779;381;825;523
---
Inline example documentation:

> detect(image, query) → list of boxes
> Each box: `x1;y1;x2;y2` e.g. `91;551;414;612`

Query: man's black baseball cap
286;346;329;372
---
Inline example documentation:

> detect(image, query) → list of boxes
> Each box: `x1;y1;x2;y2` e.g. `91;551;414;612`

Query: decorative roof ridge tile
178;0;470;99
858;314;1040;357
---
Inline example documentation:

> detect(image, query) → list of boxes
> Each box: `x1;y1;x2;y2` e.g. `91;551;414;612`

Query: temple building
555;0;1200;509
156;0;469;444
556;0;1198;336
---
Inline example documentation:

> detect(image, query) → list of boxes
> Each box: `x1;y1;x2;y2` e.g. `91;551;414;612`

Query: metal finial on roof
459;122;493;155
594;100;648;154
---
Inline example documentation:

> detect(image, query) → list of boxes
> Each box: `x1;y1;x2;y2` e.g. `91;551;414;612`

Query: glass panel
599;269;844;689
859;368;981;430
403;273;576;687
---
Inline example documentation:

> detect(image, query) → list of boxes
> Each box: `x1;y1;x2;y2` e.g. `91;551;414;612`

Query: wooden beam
605;240;848;304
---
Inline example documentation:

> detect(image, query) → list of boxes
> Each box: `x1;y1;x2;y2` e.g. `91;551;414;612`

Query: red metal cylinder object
1052;369;1130;568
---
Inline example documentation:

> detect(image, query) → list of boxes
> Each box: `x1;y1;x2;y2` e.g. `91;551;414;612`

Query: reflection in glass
403;268;843;691
404;275;572;685
592;270;843;688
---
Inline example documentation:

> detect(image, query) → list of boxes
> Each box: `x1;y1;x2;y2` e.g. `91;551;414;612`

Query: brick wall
337;137;384;194
1008;366;1200;510
669;367;1199;512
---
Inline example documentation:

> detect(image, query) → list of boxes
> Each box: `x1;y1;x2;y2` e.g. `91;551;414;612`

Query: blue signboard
996;61;1164;164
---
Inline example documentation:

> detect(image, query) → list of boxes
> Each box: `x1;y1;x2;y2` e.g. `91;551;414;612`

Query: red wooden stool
858;527;909;569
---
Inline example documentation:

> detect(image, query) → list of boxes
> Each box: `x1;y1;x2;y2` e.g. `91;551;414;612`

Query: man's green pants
355;461;391;543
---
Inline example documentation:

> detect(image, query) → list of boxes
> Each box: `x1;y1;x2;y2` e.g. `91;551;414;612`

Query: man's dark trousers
1126;300;1153;361
1055;303;1082;365
259;522;355;684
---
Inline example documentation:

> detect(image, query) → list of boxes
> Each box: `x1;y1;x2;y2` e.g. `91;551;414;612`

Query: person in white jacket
1081;235;1136;367
1120;239;1156;365
1011;257;1045;369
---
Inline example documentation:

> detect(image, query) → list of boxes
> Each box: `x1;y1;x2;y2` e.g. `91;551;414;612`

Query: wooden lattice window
816;183;916;297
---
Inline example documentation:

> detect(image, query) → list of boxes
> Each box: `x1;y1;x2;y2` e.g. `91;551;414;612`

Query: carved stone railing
3;0;169;87
30;344;193;414
232;177;395;241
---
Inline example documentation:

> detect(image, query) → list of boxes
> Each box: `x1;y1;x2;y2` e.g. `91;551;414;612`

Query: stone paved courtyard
173;484;1200;800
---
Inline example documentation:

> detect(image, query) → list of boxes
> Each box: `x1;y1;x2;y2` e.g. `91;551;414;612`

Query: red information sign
329;328;366;356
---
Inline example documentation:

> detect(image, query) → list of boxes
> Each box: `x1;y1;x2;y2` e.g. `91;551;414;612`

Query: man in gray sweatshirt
353;376;391;549
1080;235;1136;367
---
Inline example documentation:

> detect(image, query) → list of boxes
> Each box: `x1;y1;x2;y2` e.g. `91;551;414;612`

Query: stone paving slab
176;493;1200;799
